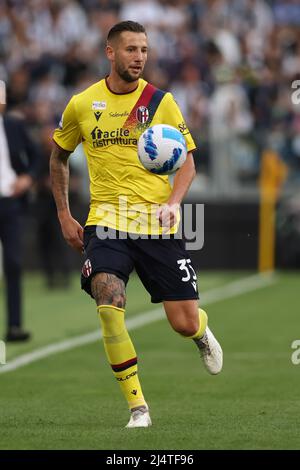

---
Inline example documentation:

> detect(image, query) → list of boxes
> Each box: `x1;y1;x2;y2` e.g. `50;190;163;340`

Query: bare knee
163;300;199;337
91;273;126;308
171;320;199;337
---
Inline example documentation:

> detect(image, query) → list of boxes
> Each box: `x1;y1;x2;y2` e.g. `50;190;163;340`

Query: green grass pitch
0;271;299;450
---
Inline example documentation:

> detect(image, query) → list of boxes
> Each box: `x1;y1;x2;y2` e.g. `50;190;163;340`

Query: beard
116;65;142;83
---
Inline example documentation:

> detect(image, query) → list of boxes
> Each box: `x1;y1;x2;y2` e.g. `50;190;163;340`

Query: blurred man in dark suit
0;80;39;342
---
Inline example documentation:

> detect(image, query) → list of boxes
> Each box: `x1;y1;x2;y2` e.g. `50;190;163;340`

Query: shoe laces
131;405;148;420
194;332;211;357
132;410;144;419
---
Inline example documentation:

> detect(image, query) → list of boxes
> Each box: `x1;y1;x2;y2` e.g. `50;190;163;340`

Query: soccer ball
138;124;187;175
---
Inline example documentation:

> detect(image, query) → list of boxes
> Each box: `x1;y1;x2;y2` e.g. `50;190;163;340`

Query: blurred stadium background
0;0;300;450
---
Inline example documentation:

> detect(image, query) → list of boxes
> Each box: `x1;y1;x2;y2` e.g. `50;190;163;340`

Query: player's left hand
156;203;180;233
11;174;33;197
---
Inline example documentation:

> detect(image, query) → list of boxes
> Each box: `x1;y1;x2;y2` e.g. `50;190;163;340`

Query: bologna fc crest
136;106;149;124
82;259;92;278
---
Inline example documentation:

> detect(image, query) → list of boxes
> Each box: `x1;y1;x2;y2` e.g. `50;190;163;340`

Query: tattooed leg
92;273;146;411
91;272;126;308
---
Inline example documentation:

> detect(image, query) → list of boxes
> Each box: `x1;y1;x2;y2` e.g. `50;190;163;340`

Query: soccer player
50;21;223;428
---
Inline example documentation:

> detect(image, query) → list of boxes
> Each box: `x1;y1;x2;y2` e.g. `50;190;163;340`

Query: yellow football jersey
53;78;196;234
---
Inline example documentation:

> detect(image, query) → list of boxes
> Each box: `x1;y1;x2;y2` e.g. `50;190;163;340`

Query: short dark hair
107;21;146;42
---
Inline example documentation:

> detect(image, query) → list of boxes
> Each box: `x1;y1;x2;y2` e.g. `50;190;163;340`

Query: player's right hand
58;214;84;253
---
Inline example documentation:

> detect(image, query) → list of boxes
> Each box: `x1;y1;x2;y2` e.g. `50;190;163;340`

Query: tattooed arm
50;142;84;253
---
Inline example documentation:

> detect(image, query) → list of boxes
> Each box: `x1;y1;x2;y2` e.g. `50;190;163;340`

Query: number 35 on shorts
177;258;198;292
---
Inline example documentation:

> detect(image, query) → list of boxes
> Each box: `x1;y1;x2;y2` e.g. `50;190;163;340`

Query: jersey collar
104;76;140;95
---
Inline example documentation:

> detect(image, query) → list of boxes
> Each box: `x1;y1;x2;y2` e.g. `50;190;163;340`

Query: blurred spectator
0;81;39;342
0;0;299;197
209;64;254;194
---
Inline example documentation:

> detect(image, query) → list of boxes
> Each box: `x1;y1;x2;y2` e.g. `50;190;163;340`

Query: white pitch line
0;272;276;375
200;271;276;305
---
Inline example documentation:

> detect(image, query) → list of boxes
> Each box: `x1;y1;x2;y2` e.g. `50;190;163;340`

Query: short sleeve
53;96;82;152
160;92;196;153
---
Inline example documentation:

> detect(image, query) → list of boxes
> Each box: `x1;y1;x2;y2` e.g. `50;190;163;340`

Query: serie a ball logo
138;124;187;175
